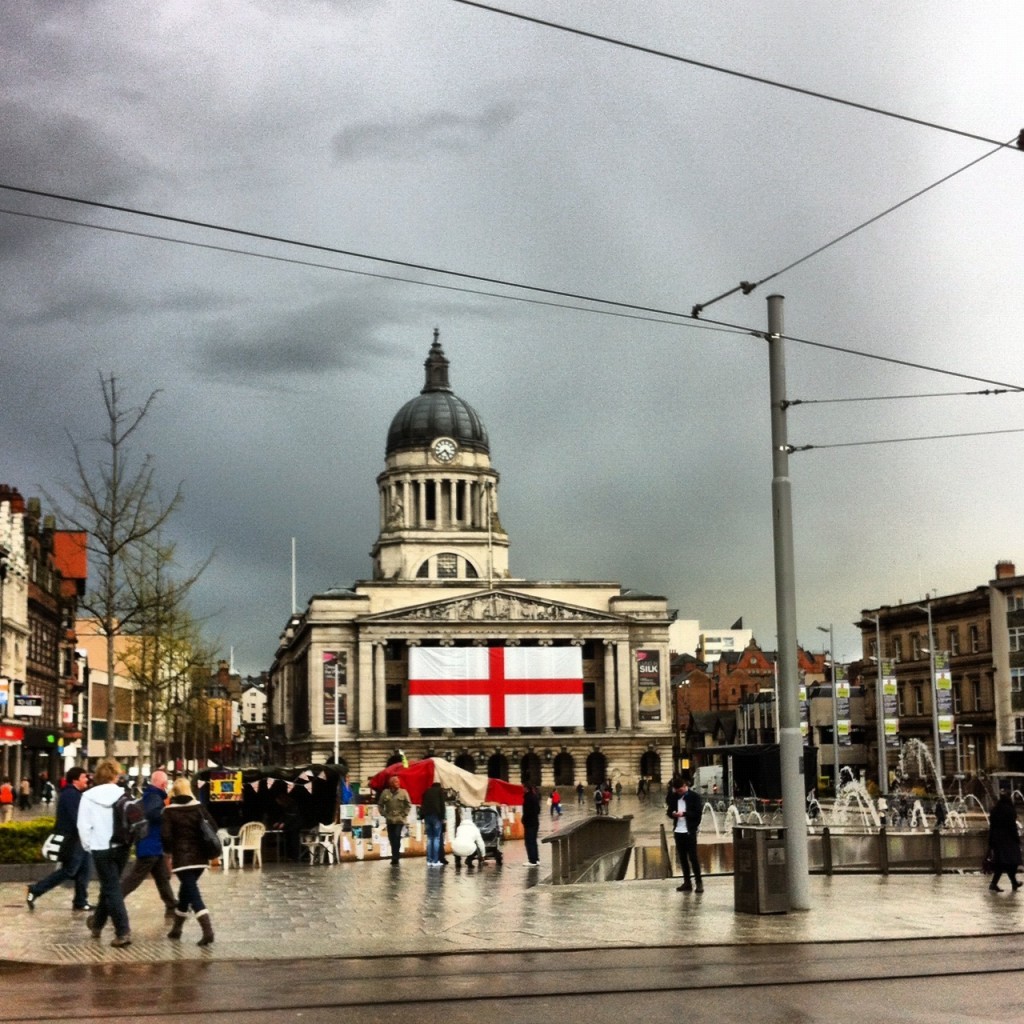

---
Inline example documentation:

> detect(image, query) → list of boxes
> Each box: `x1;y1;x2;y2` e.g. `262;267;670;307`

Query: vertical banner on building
882;660;900;748
323;651;348;726
635;649;662;722
799;676;809;742
934;652;955;748
835;664;851;745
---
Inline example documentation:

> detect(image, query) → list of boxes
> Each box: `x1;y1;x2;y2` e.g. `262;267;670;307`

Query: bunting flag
408;646;583;729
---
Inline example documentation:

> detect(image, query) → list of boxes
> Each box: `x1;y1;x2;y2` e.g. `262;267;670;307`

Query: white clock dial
432;438;458;463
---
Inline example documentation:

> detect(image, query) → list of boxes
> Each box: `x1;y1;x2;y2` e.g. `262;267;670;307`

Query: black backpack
112;791;149;846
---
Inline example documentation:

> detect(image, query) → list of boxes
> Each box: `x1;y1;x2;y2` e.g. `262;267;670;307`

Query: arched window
552;751;575;787
414;554;481;580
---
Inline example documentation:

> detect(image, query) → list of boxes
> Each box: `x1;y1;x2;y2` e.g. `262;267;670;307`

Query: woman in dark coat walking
986;792;1022;893
161;777;218;944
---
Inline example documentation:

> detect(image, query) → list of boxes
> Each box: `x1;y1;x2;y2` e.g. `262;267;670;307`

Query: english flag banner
408;646;584;729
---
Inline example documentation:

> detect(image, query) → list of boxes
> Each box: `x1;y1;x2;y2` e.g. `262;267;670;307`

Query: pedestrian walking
0;778;14;823
41;777;55;809
668;775;703;893
162;776;218;945
986;791;1022;893
120;770;177;916
79;758;133;947
576;781;585;806
421;780;446;867
550;788;562;817
18;777;32;811
521;784;541;866
377;776;412;866
26;766;92;912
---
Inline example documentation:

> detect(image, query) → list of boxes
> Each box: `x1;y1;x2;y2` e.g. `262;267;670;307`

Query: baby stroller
453;805;504;868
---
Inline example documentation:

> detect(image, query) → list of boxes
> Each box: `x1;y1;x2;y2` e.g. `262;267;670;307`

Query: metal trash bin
733;826;788;914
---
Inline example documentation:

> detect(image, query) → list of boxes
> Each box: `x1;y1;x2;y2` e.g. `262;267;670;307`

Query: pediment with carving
361;589;623;625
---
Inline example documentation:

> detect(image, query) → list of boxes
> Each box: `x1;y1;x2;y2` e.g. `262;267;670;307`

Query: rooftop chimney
996;560;1016;580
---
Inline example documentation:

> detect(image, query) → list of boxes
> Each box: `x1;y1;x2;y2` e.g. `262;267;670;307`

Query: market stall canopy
367;757;525;806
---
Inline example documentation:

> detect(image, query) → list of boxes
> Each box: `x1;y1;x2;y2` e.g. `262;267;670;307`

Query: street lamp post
816;624;839;794
911;601;942;781
861;614;887;795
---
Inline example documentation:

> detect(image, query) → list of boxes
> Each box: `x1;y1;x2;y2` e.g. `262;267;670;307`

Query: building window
910;633;923;660
948;628;960;655
969;625;979;653
868;637;878;661
972;679;981;710
437;553;458;578
914;684;924;715
1009;593;1024;611
891;637;903;663
952;683;962;714
1015;717;1024;747
1010;627;1024;653
1011;668;1024;693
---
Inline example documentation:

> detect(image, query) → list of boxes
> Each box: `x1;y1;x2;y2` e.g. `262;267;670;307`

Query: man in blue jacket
26;766;92;911
120;770;177;916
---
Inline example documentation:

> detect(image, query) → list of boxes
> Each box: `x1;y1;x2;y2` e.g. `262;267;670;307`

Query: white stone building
270;334;675;790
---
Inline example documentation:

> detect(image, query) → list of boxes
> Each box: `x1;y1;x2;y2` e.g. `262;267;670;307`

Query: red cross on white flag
408;647;584;729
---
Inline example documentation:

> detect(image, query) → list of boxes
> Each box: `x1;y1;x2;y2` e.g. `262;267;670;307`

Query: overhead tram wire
451;1;1024;151
0;203;746;339
785;387;1018;408
787;427;1024;454
691;135;1020;317
0;182;734;334
2;184;1023;394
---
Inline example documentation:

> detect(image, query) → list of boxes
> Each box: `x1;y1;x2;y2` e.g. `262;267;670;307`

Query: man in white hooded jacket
78;757;132;947
451;810;487;868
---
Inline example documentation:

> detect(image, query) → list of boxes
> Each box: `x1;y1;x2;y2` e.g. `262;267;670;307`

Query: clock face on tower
431;437;458;463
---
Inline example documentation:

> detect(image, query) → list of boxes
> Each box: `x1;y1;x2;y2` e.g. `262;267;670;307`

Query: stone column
374;642;387;735
603;641;617;733
616;642;633;730
357;640;374;735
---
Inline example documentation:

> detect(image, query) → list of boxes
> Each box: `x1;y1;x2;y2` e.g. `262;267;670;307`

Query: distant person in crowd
272;793;304;862
421;780;446;867
18;777;32;811
339;773;354;807
550;788;562;817
576;781;585;806
933;799;948;830
378;776;412;866
120;770;177;916
0;778;14;822
986;791;1022;893
26;766;92;912
521;784;541;866
78;757;132;947
162;776;218;945
41;776;55;808
451;809;486;868
594;784;606;816
667;775;703;893
615;782;623;801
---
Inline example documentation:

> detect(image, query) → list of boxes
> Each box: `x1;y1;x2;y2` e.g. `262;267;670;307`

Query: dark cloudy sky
2;1;1022;675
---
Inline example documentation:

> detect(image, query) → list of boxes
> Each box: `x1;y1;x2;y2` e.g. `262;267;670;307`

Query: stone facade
270;336;675;791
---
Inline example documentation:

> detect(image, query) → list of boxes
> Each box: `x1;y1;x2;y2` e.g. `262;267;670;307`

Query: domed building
269;331;674;789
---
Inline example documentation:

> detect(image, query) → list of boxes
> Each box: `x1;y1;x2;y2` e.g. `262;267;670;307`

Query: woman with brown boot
161;777;218;945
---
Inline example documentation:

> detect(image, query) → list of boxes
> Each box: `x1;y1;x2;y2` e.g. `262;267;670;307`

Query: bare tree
122;535;214;769
53;374;184;758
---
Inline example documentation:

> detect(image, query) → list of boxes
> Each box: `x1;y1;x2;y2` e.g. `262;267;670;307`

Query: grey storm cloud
333;102;522;162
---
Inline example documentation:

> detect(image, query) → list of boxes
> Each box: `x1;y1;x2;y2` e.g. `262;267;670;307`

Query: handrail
541;814;633;884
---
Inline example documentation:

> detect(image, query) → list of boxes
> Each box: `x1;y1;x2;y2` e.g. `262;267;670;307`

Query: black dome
386;334;489;456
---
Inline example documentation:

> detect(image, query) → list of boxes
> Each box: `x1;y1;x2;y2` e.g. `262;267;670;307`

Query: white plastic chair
217;829;239;869
235;821;266;868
